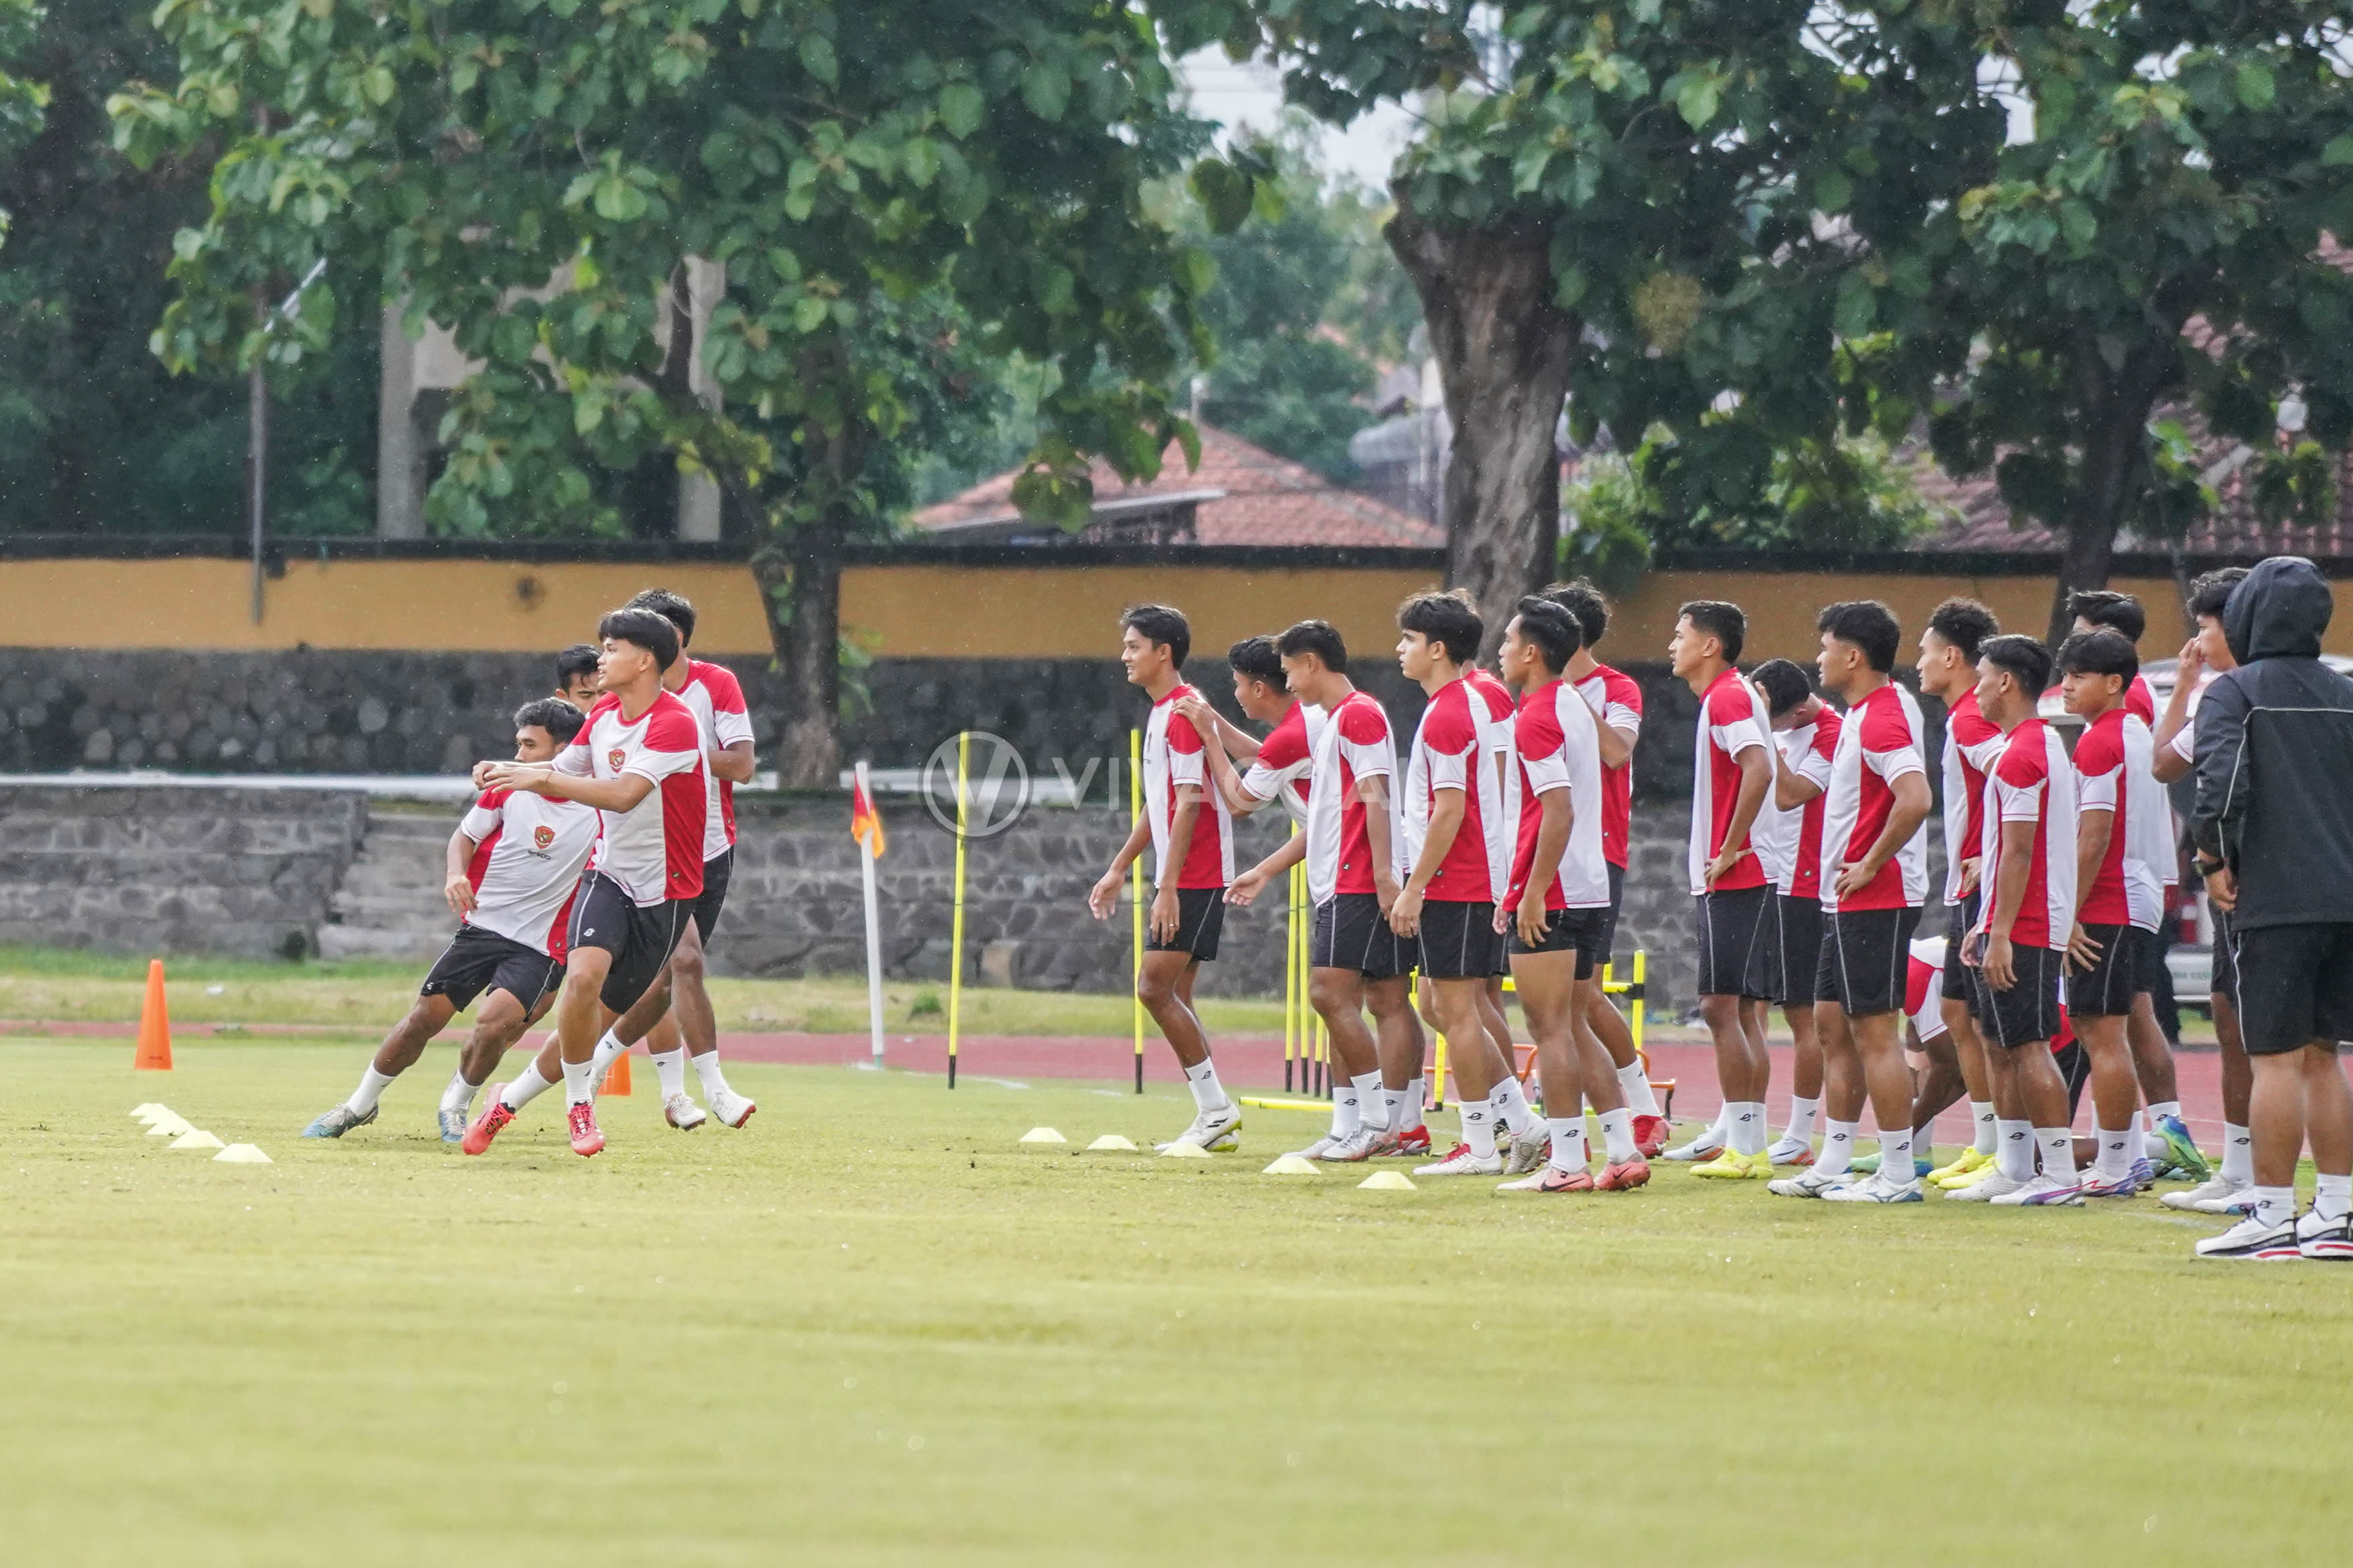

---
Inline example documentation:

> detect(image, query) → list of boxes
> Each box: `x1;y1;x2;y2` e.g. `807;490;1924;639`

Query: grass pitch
1;1038;2344;1566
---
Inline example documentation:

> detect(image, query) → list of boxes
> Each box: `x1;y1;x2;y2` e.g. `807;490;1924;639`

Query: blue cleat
302;1104;376;1139
2156;1115;2211;1181
438;1107;468;1143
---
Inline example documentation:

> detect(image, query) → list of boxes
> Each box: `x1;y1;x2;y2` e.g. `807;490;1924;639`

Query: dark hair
1398;588;1484;665
1750;657;1814;718
1978;633;2053;697
1541;578;1610;650
1511;597;1582;674
1676;600;1746;666
598;606;681;671
2187;567;2251;623
514;697;587;745
627;586;697;648
2068;588;2146;643
2056;627;2140;687
1925;597;1999;664
555;643;600;687
1276;619;1348;675
1227;635;1288;691
1816;599;1902;673
1120;603;1191;669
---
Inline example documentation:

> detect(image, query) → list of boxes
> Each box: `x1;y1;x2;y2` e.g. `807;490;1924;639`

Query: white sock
1995;1119;2035;1181
651;1047;688;1100
1878;1125;1913;1180
1492;1075;1537;1137
2222;1123;2254;1186
589;1028;627;1077
1783;1095;1821;1146
2315;1173;2352;1222
1819;1120;1857;1175
1728;1101;1765;1157
692;1050;733;1099
501;1061;557;1112
1970;1101;1997;1156
1546;1117;1587;1173
1598;1108;1637;1163
1350;1071;1388;1131
439;1071;479;1115
1696;1104;1730;1151
2254;1184;2296;1228
2035;1127;2076;1182
1330;1081;1362;1139
2126;1109;2150;1167
1617;1060;1661;1118
1461;1101;1497;1160
1382;1087;1410;1131
561;1055;595;1107
2095;1124;2132;1181
1186;1059;1231;1113
1402;1077;1427;1131
2149;1098;2182;1128
346;1066;397;1116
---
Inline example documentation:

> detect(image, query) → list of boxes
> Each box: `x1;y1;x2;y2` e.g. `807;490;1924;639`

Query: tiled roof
911;423;1443;549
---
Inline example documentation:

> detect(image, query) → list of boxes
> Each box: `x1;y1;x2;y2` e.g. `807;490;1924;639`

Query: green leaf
900;136;939;188
1511;140;1553;195
799;34;838;85
1834;272;1875;338
2233;61;2274;113
937;83;983;139
593;173;649;222
2059;199;2097;255
1815;169;1851;213
1175;245;1215;298
1019;61;1069;123
362;65;395;106
1189;157;1253;233
2324;134;2353;166
1673;73;1720;132
792;296;827;333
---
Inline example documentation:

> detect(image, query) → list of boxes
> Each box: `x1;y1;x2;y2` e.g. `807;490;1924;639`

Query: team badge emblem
608;748;627;771
532;825;555;850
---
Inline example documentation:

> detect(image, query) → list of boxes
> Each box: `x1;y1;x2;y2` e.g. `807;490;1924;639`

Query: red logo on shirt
532;824;554;850
607;748;626;772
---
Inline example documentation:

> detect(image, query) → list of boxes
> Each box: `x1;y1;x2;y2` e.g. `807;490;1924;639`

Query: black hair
514;697;587;745
2187;567;2251;623
2068;588;2146;643
1120;603;1191;669
597;606;682;671
1978;633;2053;697
1541;578;1610;650
1398;588;1485;665
1676;600;1746;666
1512;597;1582;674
1227;635;1288;692
627;586;697;648
555;643;600;687
1816;599;1902;673
1750;658;1815;719
1275;619;1348;675
1925;597;1999;664
2056;628;2140;686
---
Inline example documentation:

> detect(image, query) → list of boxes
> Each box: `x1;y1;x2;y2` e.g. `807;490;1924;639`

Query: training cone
133;959;172;1072
1159;1141;1213;1159
130;1103;166;1121
599;1048;633;1097
1356;1170;1416;1191
1263;1155;1322;1175
1018;1127;1067;1144
213;1143;271;1164
1086;1134;1138;1152
168;1129;225;1151
144;1114;193;1137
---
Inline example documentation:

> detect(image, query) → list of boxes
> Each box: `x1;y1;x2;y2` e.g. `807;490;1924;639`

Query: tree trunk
1387;199;1580;653
2045;341;2179;649
752;516;844;789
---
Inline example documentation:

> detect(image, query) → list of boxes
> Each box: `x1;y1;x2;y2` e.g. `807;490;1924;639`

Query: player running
462;606;710;1158
302;699;599;1143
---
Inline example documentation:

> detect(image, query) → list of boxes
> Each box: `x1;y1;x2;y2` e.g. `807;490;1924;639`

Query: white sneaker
663;1093;708;1131
1821;1171;1923;1204
1503;1121;1551;1175
1156;1103;1241;1153
708;1087;757;1129
1764;1135;1815;1166
1990;1173;2083;1206
2162;1175;2256;1214
1413;1143;1505;1177
1314;1125;1383;1162
1944;1171;2027;1202
1661;1132;1724;1162
1768;1165;1852;1199
2194;1215;2301;1260
1288;1133;1342;1160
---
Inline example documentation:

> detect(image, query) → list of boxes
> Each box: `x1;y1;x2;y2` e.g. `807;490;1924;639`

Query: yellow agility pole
1130;727;1144;1094
947;730;970;1089
1283;836;1298;1093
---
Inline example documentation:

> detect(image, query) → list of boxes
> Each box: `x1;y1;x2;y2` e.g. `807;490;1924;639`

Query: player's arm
1512;786;1572;947
1190;715;1264;816
2152;642;2203;785
1230;830;1306;907
1773;742;1824;810
1831;765;1930;901
1089;813;1154;919
1707;742;1771;886
478;760;652;814
1358;773;1401;915
708;739;756;784
1152;786;1201;941
1174;694;1265;763
444;824;482;917
1982;815;2036;990
2069;804;2113;971
1595;717;1634;772
1393;786;1462;938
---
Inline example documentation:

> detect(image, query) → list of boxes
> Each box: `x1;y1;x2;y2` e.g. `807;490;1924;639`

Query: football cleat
567;1101;605;1157
302;1104;377;1139
1764;1135;1817;1167
1595;1157;1651;1191
1692;1149;1769;1180
2162;1176;2257;1215
1821;1171;1924;1204
2154;1114;2211;1181
1414;1143;1505;1178
1989;1174;2083;1206
461;1093;515;1157
1287;1133;1341;1161
1661;1130;1724;1162
2194;1216;2301;1260
1503;1121;1552;1176
1393;1125;1433;1157
1928;1147;1992;1186
1156;1103;1241;1153
1631;1115;1671;1159
2077;1168;2143;1200
707;1087;758;1130
2295;1211;2353;1260
437;1107;468;1144
1944;1170;2027;1202
1768;1165;1852;1199
663;1093;708;1131
1497;1165;1596;1194
1316;1125;1383;1163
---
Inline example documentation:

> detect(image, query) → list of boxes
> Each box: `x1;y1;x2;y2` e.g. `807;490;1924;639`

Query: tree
113;0;1225;784
1572;427;1948;562
0;1;45;238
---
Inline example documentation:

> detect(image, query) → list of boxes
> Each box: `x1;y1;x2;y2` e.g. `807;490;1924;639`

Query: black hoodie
2189;555;2353;929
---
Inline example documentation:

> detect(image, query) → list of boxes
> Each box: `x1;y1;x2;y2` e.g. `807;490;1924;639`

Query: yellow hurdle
1129;727;1144;1094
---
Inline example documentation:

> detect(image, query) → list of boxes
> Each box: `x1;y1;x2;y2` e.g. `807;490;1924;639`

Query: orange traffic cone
599;1046;633;1097
134;959;172;1071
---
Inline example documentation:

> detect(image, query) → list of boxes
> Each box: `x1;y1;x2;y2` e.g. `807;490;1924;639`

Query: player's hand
1705;846;1746;887
1516;886;1549;949
1389;886;1424;938
443;874;477;917
1960;930;1985;968
1226;867;1269;907
471;760;503;789
1150;885;1181;943
1983;933;2017;992
1172;694;1217;739
2176;637;2205;681
1833;858;1881;902
1958;855;1982;899
2065;921;2102;974
1086;869;1123;920
2204;863;2237;913
1374;874;1402;919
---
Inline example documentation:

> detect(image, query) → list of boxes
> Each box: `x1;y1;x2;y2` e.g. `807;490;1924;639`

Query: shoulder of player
1334;691;1391;743
641;691;705;748
1703;673;1754;720
686;658;748;707
472;786;510;811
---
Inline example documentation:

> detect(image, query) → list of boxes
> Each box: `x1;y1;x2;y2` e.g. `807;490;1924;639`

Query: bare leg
2249;1044;2323;1190
1700;994;1762;1103
1516;953;1582;1128
1308;968;1385;1083
2216;993;2251;1127
1581;983;1639;1071
1909;1030;1968;1138
1818;1002;1863;1123
2077;1013;2140;1148
1368;976;1425;1091
1786;1002;1821;1100
2127;993;2178;1105
2304;1045;2353;1179
1137;949;1211;1069
455;989;533;1086
1847;1007;1917;1162
668;923;723;1059
1429;978;1492;1101
369;995;459;1077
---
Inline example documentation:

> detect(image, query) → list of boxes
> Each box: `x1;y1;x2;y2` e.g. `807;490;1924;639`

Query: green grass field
1;1034;2344;1566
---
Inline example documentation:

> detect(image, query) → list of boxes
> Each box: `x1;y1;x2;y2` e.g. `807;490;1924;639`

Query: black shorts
1312;893;1407;982
1145;886;1225;962
1752;893;1821;1006
2066;923;2151;1017
1815;905;1922;1015
2233;921;2353;1055
1417;899;1498;981
1942;891;1980;1002
565;870;692;1014
1970;942;2064;1049
419;923;565;1014
1694;883;1772;999
1510;905;1609;980
690;846;734;944
2210;906;2238;1002
1597;862;1626;974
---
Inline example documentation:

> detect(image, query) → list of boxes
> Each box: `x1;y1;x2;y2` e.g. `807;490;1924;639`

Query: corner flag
851;768;887;859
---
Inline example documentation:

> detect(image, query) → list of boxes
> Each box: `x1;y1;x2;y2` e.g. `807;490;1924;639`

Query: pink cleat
462;1092;514;1157
567;1101;605;1157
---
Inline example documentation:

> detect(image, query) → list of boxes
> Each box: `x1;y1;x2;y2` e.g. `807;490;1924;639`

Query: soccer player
554;643;601;711
302;699;599;1142
1545;580;1671;1155
1393;590;1544;1178
575;589;759;1131
1748;658;1839;1168
462;606;710;1158
1663;600;1775;1175
2066;590;2159;721
1087;604;1240;1153
2154;567;2255;1213
1494;598;1649;1192
1950;633;2084;1206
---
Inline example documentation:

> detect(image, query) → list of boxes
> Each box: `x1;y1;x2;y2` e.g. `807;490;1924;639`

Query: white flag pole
857;760;886;1071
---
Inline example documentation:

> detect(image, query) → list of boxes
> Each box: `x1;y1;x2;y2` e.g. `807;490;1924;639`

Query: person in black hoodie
2186;555;2353;1260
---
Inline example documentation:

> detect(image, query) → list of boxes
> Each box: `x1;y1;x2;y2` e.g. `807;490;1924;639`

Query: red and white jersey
1905;936;1950;1044
1507;679;1611;911
1744;679;1803;897
671;659;754;861
1940;687;2005;903
1574;663;1643;869
1239;700;1326;828
1818;682;1930;912
1778;707;1842;900
2126;673;2155;725
456;787;599;959
1687;669;1771;895
1305;689;1401;905
2071;706;2164;930
558;690;708;907
1142;684;1233;889
1466;667;1520;901
1404;677;1504;903
1975;718;2077;951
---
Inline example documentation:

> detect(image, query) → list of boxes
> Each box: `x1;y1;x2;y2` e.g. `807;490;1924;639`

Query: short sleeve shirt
1975;719;2077;950
1688;669;1770;895
1142;684;1234;889
1239;701;1326;828
675;660;754;860
1305;690;1401;905
1506;679;1611;911
1780;707;1842;900
456;787;599;958
562;690;709;907
1404;678;1503;903
1818;682;1930;912
1574;664;1643;869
